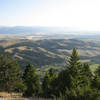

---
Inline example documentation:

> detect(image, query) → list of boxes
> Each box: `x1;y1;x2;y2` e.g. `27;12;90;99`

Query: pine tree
57;48;93;99
42;72;51;98
57;69;69;95
23;64;41;97
92;65;100;95
67;48;82;88
42;68;57;98
0;54;23;92
83;64;92;78
56;48;82;95
82;64;92;87
64;48;96;100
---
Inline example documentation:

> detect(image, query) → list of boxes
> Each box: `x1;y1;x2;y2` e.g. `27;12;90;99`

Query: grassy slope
0;39;100;69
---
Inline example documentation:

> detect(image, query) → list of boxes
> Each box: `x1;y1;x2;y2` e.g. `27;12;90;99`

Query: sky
0;0;100;31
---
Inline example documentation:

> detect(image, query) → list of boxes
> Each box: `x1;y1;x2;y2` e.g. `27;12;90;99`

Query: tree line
0;48;100;100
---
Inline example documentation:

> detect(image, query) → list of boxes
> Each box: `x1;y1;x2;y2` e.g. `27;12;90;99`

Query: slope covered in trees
0;54;24;92
0;48;100;100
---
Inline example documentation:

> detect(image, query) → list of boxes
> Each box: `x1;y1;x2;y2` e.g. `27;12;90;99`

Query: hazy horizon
0;0;100;31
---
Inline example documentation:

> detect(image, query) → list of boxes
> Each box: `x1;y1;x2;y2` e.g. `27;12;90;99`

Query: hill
0;39;100;69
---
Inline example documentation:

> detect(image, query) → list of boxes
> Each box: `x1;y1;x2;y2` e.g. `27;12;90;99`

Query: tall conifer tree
0;54;23;92
23;64;41;97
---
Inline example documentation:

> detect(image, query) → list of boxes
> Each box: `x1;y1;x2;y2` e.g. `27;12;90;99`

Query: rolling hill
0;39;100;69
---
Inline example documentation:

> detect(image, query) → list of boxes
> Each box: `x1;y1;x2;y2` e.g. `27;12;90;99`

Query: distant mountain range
0;26;73;34
0;26;100;40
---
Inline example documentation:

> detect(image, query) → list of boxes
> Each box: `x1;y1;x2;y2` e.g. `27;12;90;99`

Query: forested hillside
0;48;100;100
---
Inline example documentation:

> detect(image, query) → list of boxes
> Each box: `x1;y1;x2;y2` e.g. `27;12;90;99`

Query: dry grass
0;92;53;100
0;92;28;100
